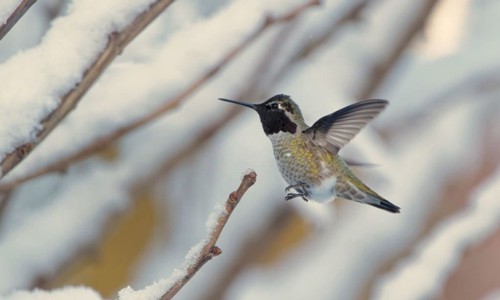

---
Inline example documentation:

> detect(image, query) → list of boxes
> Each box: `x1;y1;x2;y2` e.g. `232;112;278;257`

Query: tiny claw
285;193;308;202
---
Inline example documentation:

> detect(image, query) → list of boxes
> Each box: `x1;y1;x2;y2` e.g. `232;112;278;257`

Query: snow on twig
118;171;257;300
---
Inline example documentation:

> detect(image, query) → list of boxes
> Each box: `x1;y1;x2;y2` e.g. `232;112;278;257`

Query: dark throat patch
257;109;297;135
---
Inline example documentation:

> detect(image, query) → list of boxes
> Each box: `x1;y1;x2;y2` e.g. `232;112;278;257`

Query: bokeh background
0;0;499;299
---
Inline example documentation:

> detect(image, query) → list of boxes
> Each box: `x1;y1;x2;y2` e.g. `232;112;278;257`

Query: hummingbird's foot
285;183;310;202
285;193;308;202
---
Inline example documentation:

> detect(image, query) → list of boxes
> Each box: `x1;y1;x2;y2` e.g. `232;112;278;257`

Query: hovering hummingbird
219;94;400;213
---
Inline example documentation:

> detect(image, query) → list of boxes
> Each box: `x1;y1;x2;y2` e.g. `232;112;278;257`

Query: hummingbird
219;94;400;213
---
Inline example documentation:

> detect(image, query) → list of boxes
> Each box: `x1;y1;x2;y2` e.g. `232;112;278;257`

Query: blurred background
0;0;499;299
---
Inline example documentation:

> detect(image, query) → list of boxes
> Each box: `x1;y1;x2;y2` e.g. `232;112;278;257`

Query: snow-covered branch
0;0;175;179
119;170;257;300
0;0;320;193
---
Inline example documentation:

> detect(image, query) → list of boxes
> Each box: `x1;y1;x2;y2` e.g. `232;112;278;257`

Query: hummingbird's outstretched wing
303;99;388;153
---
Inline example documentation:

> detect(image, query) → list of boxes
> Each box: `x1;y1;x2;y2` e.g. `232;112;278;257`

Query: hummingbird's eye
271;103;279;109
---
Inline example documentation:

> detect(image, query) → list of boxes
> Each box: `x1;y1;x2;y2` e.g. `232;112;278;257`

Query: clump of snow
118;241;206;300
205;202;226;232
119;278;176;300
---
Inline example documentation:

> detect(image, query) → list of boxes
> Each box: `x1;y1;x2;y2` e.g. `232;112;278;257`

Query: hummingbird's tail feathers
335;175;400;213
367;197;400;213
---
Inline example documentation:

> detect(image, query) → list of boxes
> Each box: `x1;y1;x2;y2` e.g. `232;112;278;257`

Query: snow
0;0;307;296
0;0;305;182
118;201;226;300
205;202;226;232
0;0;156;163
417;0;470;58
0;0;499;299
0;162;130;292
373;170;500;300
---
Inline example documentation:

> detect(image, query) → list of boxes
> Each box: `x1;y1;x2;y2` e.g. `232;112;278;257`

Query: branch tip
159;170;256;299
244;170;257;183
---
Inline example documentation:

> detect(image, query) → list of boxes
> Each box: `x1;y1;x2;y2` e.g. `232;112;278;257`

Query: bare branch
0;0;37;40
272;0;370;82
0;0;176;179
0;0;320;191
158;170;257;300
355;0;439;99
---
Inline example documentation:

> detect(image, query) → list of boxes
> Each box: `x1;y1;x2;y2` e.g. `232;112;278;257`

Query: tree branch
0;0;176;179
159;170;256;300
355;0;439;99
0;0;37;40
122;170;256;300
271;0;370;82
0;0;319;191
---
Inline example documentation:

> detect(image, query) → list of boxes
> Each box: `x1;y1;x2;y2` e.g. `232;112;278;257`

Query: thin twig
159;170;257;300
0;0;37;40
0;0;320;191
0;0;176;180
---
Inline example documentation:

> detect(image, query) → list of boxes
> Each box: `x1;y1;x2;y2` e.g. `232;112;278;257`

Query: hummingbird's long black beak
218;98;257;109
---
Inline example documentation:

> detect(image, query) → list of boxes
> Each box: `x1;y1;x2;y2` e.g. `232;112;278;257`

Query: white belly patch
309;176;337;203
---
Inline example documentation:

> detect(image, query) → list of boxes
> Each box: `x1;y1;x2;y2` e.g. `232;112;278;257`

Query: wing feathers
304;99;388;152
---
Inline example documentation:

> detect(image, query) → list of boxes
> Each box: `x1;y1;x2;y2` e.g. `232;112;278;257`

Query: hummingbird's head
219;94;306;136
